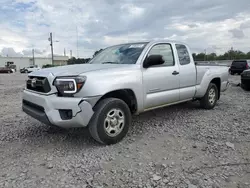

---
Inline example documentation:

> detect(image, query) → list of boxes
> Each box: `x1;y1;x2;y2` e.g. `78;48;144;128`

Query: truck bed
196;65;229;85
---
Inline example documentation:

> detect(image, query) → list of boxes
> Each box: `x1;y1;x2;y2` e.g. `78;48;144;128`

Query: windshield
88;42;148;64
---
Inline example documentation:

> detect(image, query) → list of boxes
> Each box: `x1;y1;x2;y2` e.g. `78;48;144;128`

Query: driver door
142;43;180;110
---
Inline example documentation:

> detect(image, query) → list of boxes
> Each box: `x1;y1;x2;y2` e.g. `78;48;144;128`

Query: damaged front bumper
22;90;95;128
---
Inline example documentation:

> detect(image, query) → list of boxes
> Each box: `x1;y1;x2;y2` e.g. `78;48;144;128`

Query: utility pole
76;26;79;58
32;49;35;65
70;50;72;58
204;49;206;61
230;47;233;60
64;48;66;56
48;32;54;65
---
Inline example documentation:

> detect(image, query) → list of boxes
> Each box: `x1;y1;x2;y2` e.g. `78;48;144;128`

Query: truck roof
107;40;188;48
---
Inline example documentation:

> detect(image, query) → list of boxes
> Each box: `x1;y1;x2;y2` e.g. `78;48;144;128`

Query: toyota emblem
31;78;36;87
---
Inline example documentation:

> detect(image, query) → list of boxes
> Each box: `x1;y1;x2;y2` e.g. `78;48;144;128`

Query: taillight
246;64;249;69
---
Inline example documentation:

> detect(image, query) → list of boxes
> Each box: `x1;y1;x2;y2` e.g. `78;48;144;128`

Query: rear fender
194;70;221;98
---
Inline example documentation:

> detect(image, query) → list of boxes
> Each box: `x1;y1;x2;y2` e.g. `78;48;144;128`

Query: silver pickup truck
22;40;229;144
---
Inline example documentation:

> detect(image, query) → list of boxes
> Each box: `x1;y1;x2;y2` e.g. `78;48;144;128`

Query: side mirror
143;55;164;68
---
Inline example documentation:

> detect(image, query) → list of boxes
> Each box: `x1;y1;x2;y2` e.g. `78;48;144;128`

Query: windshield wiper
101;61;119;64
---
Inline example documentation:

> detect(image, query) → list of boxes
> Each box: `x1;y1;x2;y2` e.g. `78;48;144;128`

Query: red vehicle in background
0;62;16;73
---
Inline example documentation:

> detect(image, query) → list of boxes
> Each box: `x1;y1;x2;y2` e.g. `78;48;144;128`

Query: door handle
172;71;179;75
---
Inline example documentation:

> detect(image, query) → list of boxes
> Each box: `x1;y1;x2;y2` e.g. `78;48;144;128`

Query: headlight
54;76;86;95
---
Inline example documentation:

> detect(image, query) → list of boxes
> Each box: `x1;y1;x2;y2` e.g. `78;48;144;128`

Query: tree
93;49;103;57
193;49;250;61
246;52;250;59
67;57;91;65
192;53;197;60
195;53;206;61
43;64;57;68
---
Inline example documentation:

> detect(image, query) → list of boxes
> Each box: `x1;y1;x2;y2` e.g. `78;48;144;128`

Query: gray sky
0;0;250;57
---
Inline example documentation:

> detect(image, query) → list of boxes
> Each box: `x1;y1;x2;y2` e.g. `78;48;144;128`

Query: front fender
74;68;144;112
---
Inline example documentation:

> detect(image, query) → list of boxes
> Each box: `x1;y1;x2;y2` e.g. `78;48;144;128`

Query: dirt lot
0;73;249;188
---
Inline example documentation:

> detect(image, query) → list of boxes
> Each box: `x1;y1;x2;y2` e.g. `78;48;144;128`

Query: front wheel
88;98;131;145
200;83;218;109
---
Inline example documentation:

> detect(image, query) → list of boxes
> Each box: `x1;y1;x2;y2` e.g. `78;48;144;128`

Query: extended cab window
175;44;190;65
147;44;174;66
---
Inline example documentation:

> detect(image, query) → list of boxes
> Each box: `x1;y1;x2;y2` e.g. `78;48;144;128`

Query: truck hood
28;64;133;77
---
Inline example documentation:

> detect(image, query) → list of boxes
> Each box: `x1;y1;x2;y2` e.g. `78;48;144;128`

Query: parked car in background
22;40;229;145
20;65;41;73
20;67;29;73
0;61;16;73
0;67;14;73
241;69;250;91
229;60;249;75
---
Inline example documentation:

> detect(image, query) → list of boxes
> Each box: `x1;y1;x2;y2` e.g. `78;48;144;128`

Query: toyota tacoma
22;40;229;144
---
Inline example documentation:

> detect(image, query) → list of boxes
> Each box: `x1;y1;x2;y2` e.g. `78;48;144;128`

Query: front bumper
22;90;94;128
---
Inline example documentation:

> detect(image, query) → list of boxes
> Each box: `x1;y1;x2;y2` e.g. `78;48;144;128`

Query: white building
0;56;69;70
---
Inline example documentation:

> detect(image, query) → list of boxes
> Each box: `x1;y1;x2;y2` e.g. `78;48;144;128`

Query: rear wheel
88;98;131;145
200;83;218;109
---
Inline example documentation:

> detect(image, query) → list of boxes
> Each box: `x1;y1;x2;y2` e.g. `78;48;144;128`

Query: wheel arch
94;89;138;114
195;75;222;99
210;77;221;99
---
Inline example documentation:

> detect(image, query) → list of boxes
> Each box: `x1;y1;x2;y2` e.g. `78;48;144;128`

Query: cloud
0;47;47;57
22;49;46;56
229;29;245;39
240;20;250;29
0;0;250;58
1;48;22;57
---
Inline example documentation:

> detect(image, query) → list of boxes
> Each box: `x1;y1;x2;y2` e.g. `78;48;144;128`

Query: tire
88;98;131;145
241;82;245;90
200;83;218;109
241;83;250;91
230;71;234;75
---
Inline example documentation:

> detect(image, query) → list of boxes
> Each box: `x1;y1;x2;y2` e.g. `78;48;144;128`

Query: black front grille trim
26;76;51;93
22;100;52;126
22;100;44;113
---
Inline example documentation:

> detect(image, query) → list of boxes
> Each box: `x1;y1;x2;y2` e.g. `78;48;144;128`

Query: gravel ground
0;73;249;188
